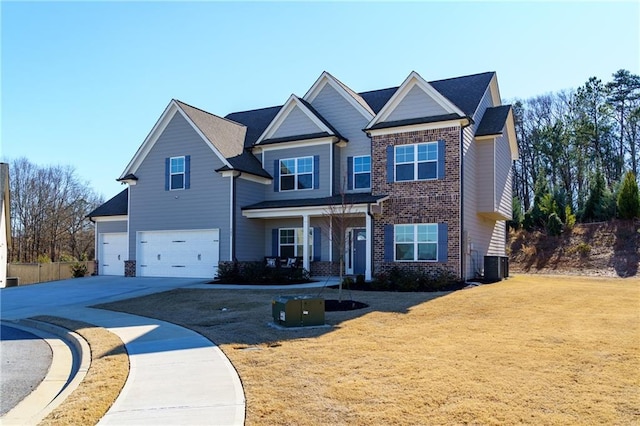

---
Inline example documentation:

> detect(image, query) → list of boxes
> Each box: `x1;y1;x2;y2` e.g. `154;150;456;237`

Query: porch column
302;214;310;271
365;211;372;281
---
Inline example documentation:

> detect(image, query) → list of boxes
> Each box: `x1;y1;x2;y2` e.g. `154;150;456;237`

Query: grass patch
32;316;129;426
98;275;639;425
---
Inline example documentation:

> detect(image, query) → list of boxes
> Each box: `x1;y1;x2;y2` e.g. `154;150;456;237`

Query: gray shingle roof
219;152;272;179
368;113;464;131
242;193;387;210
175;100;247;158
476;105;512;136
87;188;128;218
225;106;281;148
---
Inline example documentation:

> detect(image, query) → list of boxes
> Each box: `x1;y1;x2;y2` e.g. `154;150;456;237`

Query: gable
256;95;342;145
365;71;466;131
271;104;324;139
120;100;242;180
386;84;451;122
304;71;374;119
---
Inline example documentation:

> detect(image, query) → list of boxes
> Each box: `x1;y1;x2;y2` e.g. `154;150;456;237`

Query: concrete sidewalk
70;307;245;425
1;277;246;425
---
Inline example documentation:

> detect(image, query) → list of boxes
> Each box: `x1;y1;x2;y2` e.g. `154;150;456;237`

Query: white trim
243;204;370;219
255;95;336;145
303;71;374;120
366;71;465;130
252;137;336;153
169;156;186;191
366;119;466;137
91;215;128;222
329;143;333;195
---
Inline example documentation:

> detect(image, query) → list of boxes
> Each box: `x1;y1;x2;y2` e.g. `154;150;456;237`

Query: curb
0;319;91;425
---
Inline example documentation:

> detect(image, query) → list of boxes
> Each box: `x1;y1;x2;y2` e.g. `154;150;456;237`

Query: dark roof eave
215;165;272;179
117;173;138;182
365;114;469;131
242;194;388;211
257;132;347;146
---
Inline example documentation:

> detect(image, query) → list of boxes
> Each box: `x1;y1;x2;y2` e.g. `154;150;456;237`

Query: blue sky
2;1;639;200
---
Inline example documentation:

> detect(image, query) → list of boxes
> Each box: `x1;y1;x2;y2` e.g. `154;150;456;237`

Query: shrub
575;242;591;257
37;254;51;264
617;171;640;219
216;261;312;284
70;262;88;278
564;205;577;230
546;213;563;236
371;267;459;292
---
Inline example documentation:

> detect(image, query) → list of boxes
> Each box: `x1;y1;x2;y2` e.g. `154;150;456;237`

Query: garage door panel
138;230;219;278
99;233;127;276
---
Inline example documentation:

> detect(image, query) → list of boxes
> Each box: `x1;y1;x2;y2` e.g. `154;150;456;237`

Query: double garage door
138;229;219;278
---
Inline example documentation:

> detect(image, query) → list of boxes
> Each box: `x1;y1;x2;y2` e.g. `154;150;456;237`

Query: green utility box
272;296;325;327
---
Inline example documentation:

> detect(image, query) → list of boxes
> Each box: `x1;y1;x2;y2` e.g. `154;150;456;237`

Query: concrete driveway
0;276;246;425
0;276;206;320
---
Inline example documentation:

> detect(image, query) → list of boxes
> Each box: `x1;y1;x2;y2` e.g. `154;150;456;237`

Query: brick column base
124;260;136;277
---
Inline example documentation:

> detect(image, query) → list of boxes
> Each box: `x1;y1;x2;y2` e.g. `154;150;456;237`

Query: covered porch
241;194;387;281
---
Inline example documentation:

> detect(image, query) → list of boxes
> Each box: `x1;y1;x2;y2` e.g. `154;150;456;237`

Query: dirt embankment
509;220;640;278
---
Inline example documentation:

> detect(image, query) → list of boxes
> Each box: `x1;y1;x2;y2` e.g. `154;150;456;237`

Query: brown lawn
98;275;640;425
32;316;129;426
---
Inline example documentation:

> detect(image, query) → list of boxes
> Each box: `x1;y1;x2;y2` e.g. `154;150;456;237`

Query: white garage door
99;233;128;276
137;229;219;278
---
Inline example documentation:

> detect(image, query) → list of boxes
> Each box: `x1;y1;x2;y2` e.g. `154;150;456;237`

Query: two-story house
88;70;517;281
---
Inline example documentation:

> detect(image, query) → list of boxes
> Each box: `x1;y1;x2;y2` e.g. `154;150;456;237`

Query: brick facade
371;126;461;278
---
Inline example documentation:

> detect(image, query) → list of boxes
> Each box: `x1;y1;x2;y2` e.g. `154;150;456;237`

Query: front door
353;228;366;275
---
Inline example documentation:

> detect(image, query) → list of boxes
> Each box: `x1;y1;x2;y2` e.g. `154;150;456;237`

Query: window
280;157;313;191
170;156;185;190
353;155;371;189
395;142;438;181
279;228;313;259
394;224;437;261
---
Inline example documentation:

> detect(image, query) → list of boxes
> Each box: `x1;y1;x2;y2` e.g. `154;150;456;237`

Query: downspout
231;173;239;262
460;117;473;281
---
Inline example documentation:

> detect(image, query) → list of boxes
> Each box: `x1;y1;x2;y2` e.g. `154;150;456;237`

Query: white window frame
353;155;371;189
280;156;314;191
394;223;438;262
394;142;438;182
279;228;314;260
170;156;185;190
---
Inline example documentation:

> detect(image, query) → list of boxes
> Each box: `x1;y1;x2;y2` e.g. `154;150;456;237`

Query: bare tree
321;180;359;302
9;158;102;263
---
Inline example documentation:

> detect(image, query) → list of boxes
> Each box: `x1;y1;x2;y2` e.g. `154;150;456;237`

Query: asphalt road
0;324;53;416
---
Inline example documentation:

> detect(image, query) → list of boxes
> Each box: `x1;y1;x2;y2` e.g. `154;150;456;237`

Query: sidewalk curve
63;307;246;425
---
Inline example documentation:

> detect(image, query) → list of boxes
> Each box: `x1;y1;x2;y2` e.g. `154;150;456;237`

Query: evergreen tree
617;171;640;219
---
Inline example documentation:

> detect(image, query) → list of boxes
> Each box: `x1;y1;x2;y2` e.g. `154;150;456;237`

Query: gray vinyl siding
386;85;449;122
262;144;331;200
476;140;495;213
309;83;372;194
495;133;513;219
462;86;500;279
128;112;231;262
487;221;507;256
235;178;266;261
272;105;323;139
96;220;127;234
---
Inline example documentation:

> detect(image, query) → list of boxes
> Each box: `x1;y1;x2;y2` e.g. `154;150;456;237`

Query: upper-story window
280;156;313;191
353;155;371;189
395;142;438;181
170;156;185;190
395;223;437;261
